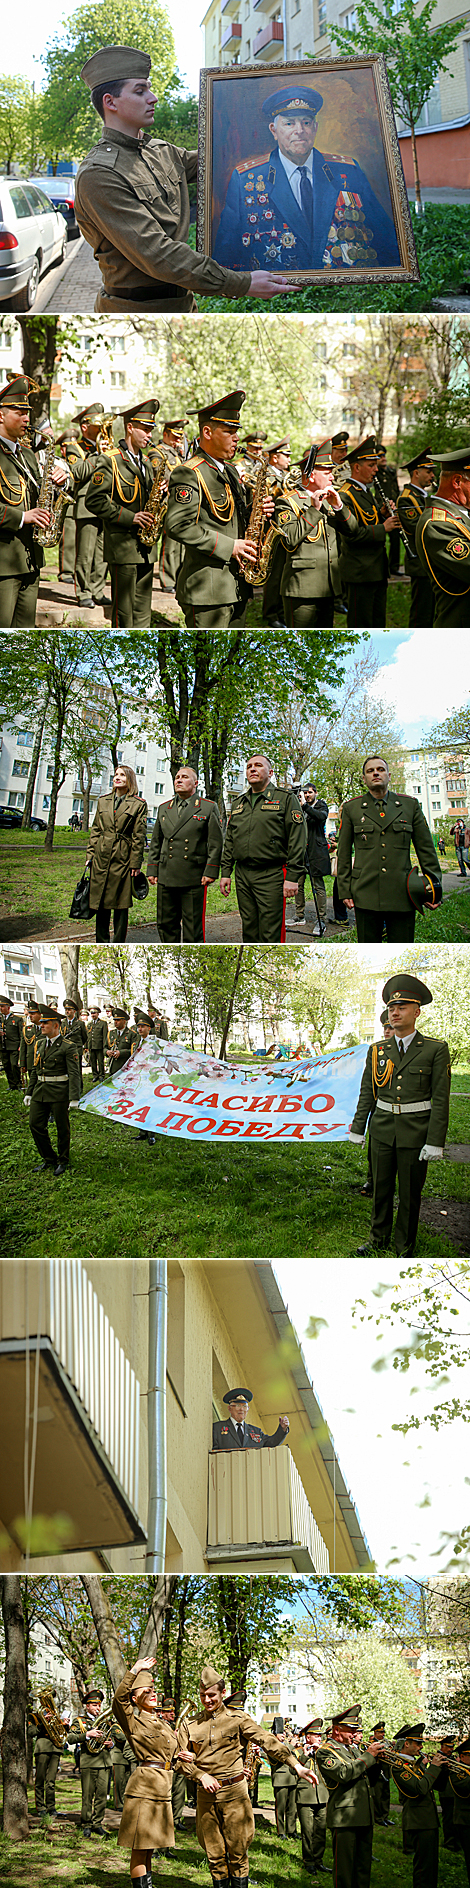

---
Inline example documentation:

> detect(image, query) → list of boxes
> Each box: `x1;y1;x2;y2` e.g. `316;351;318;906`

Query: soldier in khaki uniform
220;753;306;941
20;999;43;1085
25;1004;81;1176
147;1004;169;1041
316;1704;383;1888
64;403;109;608
86;397;159;625
416;444;470;626
0;375;67;627
110;1728;136;1811
396;445;435;626
107;1006;138;1071
79;1688;113;1839
0;994;22;1090
390;1723;443;1888
166;390;273;626
112;1659;187;1873
338;436;400;626
154;420;185;592
75;47;298;314
235;431;268;485
147;764;223;941
350;973;451;1257
186;1664;309;1888
336;754;442;943
295;1719;329;1875
274;450;355;625
86;1006;107;1082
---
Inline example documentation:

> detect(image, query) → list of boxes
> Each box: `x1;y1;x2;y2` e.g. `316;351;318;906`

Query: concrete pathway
36;234;102;311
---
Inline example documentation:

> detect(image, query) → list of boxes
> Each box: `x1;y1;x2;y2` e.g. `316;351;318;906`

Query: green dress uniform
396;483;434;626
79;1717;112;1833
270;1746;298;1838
147;789;223;941
86;789;147;940
87;1015;107;1081
26;1033;81;1170
449;1765;470;1880
416;495;470;627
262;460;288;625
391;1754;442;1888
316;1738;376;1888
295;1752;328;1873
337;479;389;627
336;788;441;943
0;1007;22;1089
64;436;107;606
166;452;251;626
274;486;354;626
86;441;157;626
0;436;44;626
154;439;185;591
221;783;306;941
75;127;250;314
350;1030;450;1254
106;1021;139;1072
34;1732;61;1814
187;1699;299;1886
20;1017;42;1082
61;1012;88;1089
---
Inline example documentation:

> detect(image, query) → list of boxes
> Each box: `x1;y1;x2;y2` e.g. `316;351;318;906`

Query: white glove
419;1144;444;1161
69;1101;80;1110
23;1095;31;1108
348;1131;366;1147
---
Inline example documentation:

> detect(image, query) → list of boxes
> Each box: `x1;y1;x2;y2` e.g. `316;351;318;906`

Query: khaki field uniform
396;482;434;627
113;1669;179;1850
270;1741;298;1837
296;1751;328;1872
34;1733;61;1813
336;788;441;943
79;1715;112;1832
148;789;223;941
1;1009;22;1089
0;438;43;626
166;452;250;626
351;1030;450;1254
221;783;306;941
87;1015;107;1081
86;443;157;625
416;495;470;627
75;129;250;314
187;1701;299;1884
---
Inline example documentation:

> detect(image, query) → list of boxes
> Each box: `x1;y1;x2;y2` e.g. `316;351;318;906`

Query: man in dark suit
213;84;400;275
212;1387;290;1450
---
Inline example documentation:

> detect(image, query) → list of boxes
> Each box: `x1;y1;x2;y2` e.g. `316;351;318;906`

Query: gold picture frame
197;54;419;285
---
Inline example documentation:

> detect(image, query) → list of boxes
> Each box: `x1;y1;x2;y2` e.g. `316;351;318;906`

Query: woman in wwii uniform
85;763;147;942
112;1656;191;1884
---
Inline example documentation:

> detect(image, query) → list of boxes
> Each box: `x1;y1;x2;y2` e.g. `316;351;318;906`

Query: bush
198;205;470;314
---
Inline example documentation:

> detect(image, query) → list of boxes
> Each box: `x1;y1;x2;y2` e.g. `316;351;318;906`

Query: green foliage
321;1631;420;1729
429;700;470;749
199;209;470;314
0;75;38;174
402;395;470;460
330;0;465;140
40;0;177;166
354;1260;470;1431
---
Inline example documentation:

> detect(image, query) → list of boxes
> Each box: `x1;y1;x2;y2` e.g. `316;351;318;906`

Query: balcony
253;0;276;12
221;20;242;50
207;1446;329;1572
221;0;241;13
0;1260;145;1558
253;19;284;56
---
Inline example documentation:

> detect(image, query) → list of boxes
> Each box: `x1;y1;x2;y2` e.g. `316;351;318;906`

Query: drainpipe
145;1260;168;1573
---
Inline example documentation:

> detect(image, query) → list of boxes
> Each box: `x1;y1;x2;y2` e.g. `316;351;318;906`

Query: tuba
33;437;73;546
31;1688;68;1749
237;457;278;588
175;1698;198;1738
138;445;169;547
85;1704;115;1751
97;414;115;453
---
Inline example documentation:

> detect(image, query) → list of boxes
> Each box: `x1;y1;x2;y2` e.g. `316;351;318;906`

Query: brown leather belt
199;1773;246;1789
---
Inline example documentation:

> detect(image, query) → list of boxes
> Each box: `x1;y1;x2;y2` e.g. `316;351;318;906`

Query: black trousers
441;1795;461;1848
346;579;388;628
297;1802;327;1870
273;1784;297;1837
354;907;416;943
1;1050;22;1090
408;1827;439;1888
331;1825;373;1888
95;899;129;942
157;881;206;942
29;1085;70;1166
370;1136;428;1254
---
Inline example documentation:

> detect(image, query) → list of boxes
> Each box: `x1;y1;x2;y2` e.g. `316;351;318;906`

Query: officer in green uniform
86;396;159;625
295;1720;328;1875
375;443;400;575
165;389;270;626
110;1726;136;1809
56;430;79;582
154;420;186;592
236;431;268;484
350;973;451;1257
148;1004;169;1041
87;1006;107;1081
64;403;108;608
62;998;88;1090
79;1688;113;1838
262;438;290;625
0;374;63;627
274;449;355;625
0;994;22;1090
25;1004;81;1175
336;753;442;943
33;1722;62;1818
75;46;297;314
449;1734;470;1879
316;1705;382;1888
147;763;223;940
269;1721;298;1839
220;753;306;941
390;1723;443;1888
415;444;470;626
338;436;400;627
435;1735;459;1850
330;430;351;489
20;1000;43;1085
369;1721;391;1825
396;444;435;627
107;1005;138;1071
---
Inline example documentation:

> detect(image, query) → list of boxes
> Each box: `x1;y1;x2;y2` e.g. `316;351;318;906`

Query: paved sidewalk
38;235;102;311
35;562;182;626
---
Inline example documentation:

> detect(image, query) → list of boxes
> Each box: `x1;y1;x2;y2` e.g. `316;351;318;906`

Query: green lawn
0;1767;466;1888
1;1070;468;1259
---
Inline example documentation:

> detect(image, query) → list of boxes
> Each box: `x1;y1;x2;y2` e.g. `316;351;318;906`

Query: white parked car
0;177;67;309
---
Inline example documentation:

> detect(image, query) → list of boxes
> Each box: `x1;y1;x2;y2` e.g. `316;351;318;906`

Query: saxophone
138;445;169;547
33;437;72;546
237;457;278;588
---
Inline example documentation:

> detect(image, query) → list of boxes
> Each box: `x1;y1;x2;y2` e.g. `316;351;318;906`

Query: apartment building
0;706;173;826
403;745;469;831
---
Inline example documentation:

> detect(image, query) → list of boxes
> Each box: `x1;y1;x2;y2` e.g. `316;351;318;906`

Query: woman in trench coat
85;763;147;942
113;1659;192;1883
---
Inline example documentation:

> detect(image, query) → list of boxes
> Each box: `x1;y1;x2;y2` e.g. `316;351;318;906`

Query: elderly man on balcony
212;1387;290;1450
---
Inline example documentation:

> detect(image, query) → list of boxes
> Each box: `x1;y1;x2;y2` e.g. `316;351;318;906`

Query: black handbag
69;864;92;921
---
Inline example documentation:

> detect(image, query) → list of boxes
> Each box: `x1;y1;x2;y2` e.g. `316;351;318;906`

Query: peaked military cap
73;401;105;426
38;1003;63;1020
188;390;246;428
457;1734;470;1755
227;1689;247;1708
223;1386;253;1404
81;45;152;88
262;86;323;118
0;374;40;410
405;444;433;475
303;1717;323;1733
372;1721;386;1734
89;1004;101;1012
111;1004;130;1019
84;1687;104;1703
0;993;12;1005
332;1705;362;1728
27;999;42;1013
430;445;470;472
402;1722;426;1740
241;431;268;446
382;974;432;1006
268;438;290;456
57;427;78;445
162;419;185;432
200;1665;224;1687
406;867;442;913
332;430;349;446
122;397;160;426
348;436;378;464
134;1008;152;1026
64;997;80;1011
380;1009;390;1027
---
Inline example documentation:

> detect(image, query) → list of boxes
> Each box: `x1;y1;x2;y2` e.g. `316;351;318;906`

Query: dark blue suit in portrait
213;143;400;272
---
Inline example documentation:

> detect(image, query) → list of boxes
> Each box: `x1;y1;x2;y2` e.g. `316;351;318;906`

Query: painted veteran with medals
213;85;400;274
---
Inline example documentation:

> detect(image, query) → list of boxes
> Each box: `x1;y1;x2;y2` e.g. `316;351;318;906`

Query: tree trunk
79;758;92;829
173;1579;191;1713
410;119;423;213
138;1578;177;1660
16;318;60;432
80;1577;127;1690
219;946;245;1059
21;692;50;829
1;1575;30;1840
58;944;80;1003
44;699;66;849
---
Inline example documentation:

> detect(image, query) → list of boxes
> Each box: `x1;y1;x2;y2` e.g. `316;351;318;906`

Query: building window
12;760;29;776
44;968;57;983
113;335;126;352
293;41;302;55
292;0;301;11
136;765;145;776
341;5;357;24
318;0;328;31
42;796;50;810
77;371;92;386
8;791;24;807
111;371;126;388
136;741;147;751
4;958;31;975
83;335;94;352
16;731;34;746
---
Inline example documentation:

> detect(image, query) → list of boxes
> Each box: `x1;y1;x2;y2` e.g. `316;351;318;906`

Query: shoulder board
430;506;449;520
235;152;271;173
325;151;357;165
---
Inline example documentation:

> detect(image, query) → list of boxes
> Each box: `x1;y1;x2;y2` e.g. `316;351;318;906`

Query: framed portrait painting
197;55;419;285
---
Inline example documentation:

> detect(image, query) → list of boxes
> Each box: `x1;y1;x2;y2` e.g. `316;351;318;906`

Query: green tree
0;76;37;175
380;943;470;1066
354;1261;470;1435
429;700;470;748
322;1632;420;1730
330;0;465;213
141;314;326;466
40;0;177;167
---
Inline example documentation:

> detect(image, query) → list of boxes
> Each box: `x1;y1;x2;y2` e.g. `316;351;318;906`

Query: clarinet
374;473;417;563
